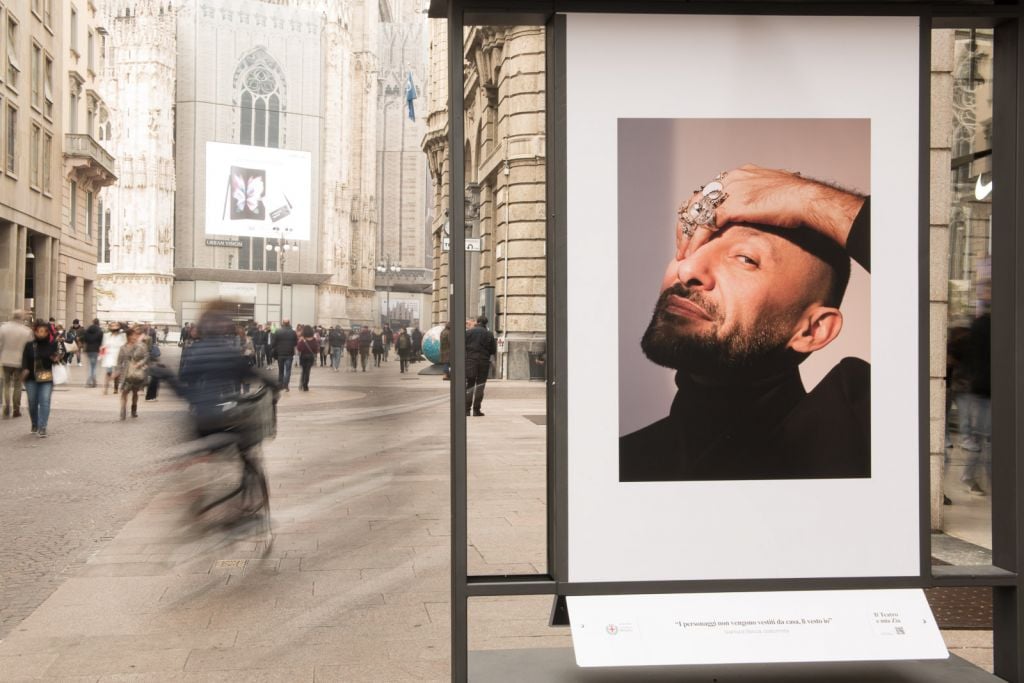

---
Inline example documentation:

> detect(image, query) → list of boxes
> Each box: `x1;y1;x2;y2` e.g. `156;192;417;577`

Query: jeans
254;345;265;368
25;380;53;429
399;354;409;373
2;366;22;412
86;352;99;386
331;348;343;370
359;348;369;371
956;393;991;483
278;355;294;388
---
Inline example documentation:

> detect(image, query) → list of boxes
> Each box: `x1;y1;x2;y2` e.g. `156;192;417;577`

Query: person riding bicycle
169;306;281;429
151;304;282;534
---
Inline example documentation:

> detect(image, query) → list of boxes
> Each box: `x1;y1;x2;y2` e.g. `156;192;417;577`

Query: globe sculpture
421;324;445;365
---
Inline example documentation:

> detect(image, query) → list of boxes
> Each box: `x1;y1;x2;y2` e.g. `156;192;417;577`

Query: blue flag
405;72;417;122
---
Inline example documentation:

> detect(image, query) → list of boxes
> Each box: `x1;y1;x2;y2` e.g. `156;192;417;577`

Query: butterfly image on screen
226;166;267;221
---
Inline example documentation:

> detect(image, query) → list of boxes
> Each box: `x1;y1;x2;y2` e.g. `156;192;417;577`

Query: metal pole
447;2;468;680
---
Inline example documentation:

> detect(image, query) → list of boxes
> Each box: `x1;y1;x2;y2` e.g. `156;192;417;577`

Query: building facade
0;0;115;326
95;1;176;325
93;0;418;330
422;24;547;379
374;0;431;330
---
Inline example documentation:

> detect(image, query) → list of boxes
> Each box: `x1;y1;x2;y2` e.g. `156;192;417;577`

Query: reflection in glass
938;29;993;560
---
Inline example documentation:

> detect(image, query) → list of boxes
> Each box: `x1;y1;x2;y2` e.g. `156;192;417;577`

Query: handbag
52;363;68;385
64;341;79;354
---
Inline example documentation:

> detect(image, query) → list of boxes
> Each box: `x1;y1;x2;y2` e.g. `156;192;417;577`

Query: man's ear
788;306;843;355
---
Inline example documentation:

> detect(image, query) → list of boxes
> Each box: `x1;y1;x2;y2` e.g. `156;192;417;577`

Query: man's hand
676;164;866;260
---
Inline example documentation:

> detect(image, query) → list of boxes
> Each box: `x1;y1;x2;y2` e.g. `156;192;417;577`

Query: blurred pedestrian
101;322;127;395
328;325;346;372
144;332;163;401
82;318;104;387
0;309;33;418
272;319;298;392
372;329;384;367
440;322;451;381
21;320;60;436
358;326;372;372
116;326;150;420
297;325;319;391
382;326;392;362
346;332;359;371
65;319;84;365
317;326;328;367
396;327;412;374
411;326;423;363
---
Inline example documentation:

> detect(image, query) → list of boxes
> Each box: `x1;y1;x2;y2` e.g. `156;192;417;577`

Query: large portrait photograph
618;119;871;482
564;14;921;583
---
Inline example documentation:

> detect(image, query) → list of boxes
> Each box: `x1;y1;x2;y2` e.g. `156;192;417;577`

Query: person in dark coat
396;328;413;374
296;325;320;392
358;326;372;372
21;320;61;437
465;317;496;416
82;318;104;388
328;326;346;372
272;320;298;391
411;327;424;363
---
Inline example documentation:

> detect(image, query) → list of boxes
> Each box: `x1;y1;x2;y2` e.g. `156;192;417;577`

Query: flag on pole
405;71;417;122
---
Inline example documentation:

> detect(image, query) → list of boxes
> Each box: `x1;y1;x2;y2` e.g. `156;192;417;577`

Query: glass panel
238;235;251;270
454;25;549;578
931;28;993;568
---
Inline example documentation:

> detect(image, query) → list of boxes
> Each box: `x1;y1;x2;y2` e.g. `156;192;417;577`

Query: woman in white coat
101;322;127;395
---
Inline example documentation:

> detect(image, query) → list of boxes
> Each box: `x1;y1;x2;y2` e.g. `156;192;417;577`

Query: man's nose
674;248;715;291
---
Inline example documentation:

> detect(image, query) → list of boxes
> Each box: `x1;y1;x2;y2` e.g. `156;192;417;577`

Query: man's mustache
657;283;720;321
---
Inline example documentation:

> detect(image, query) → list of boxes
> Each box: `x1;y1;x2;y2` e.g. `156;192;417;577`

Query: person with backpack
345;330;360;371
396;327;413;374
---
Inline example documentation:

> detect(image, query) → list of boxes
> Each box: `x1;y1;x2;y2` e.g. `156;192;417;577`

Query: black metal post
448;2;468;681
992;16;1024;683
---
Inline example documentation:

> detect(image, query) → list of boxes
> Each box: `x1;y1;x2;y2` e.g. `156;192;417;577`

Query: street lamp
265;227;297;324
376;255;402;328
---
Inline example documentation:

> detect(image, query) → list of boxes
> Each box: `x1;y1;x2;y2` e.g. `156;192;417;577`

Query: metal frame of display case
433;1;1024;681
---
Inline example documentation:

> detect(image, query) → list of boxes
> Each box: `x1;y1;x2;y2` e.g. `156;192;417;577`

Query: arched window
233;48;287;271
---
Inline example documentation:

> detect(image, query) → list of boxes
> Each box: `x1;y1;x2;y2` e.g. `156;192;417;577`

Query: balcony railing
64;133;117;184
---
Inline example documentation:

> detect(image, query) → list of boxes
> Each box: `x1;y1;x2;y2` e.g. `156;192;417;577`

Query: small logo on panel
606;624;619;635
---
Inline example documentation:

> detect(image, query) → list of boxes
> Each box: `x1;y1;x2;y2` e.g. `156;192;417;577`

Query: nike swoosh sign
975;175;993;200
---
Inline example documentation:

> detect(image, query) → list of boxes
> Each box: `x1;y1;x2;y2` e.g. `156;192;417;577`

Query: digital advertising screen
204;141;312;240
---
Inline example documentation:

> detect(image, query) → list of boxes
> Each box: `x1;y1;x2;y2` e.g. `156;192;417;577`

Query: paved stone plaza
0;348;994;680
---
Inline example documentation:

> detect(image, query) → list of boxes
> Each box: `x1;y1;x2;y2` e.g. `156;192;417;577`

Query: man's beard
640;284;800;379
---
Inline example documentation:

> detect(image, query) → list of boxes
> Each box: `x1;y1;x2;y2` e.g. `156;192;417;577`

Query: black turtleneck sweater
620;198;872;481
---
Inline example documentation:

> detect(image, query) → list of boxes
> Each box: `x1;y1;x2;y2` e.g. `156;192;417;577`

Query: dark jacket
82;324;104;353
358;329;372;348
22;339;60;382
297;336;320;359
272;325;298;357
466;325;496;366
328;329;346;348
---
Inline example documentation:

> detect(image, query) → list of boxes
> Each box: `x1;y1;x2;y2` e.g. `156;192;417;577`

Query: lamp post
376;255;401;328
265;227;297;324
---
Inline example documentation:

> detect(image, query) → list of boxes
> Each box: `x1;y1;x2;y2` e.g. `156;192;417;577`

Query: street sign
442;237;482;252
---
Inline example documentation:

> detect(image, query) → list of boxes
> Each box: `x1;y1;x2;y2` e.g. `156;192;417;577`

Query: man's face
641;226;833;376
